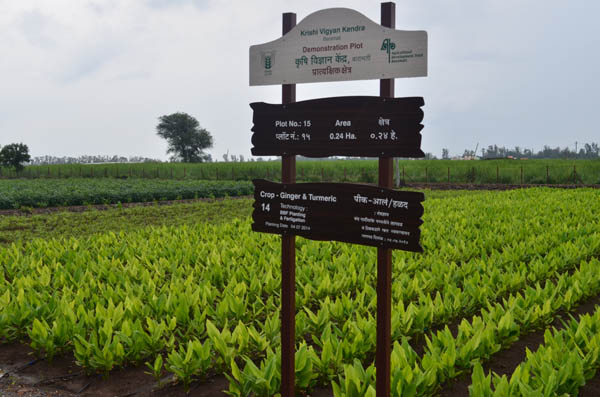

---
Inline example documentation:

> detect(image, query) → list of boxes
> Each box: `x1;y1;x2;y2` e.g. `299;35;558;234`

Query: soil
0;342;334;397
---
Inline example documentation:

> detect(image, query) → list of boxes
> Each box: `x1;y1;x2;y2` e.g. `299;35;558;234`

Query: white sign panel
249;8;427;86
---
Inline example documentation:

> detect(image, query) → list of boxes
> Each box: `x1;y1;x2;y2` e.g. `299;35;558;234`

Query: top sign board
249;8;427;86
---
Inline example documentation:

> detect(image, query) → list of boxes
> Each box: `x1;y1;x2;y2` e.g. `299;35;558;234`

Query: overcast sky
1;0;599;160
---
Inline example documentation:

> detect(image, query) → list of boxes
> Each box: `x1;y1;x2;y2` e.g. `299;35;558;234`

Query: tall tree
0;143;31;172
156;112;213;162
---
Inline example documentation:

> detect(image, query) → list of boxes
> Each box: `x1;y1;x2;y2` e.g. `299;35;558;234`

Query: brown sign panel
250;96;425;158
252;179;425;252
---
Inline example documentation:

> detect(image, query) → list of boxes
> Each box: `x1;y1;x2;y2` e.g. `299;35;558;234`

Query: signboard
251;96;425;157
249;8;427;86
252;179;424;252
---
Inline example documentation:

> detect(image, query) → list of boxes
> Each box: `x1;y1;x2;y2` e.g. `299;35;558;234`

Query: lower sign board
252;179;424;252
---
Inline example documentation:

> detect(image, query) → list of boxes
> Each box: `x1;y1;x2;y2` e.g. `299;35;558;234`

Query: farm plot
0;188;599;396
0;178;253;209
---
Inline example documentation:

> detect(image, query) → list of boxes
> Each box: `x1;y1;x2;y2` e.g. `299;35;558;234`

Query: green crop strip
0;188;598;395
0;178;253;209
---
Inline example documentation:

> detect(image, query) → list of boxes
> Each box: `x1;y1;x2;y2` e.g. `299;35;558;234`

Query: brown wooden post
546;165;549;184
377;4;394;396
281;12;297;397
447;166;450;183
425;167;428;183
574;165;577;184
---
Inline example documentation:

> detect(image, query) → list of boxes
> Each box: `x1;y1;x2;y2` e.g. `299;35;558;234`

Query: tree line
443;143;600;160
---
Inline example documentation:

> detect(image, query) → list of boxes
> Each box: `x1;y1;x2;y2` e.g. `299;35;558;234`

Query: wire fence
2;162;599;185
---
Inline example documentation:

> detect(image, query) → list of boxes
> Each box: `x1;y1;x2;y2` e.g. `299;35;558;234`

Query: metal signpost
249;3;427;396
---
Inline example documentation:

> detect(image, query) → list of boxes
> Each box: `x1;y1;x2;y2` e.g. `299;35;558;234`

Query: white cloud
0;0;598;159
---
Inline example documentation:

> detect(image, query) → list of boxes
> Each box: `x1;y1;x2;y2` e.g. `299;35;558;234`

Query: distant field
3;158;600;184
0;178;252;209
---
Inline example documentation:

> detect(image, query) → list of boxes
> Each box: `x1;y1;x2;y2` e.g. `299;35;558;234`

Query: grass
0;198;253;245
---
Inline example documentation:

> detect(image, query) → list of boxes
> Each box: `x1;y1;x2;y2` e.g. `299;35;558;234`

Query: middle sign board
252;179;425;252
251;96;425;158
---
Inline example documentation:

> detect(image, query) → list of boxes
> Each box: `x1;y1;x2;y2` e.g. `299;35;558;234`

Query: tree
0;143;31;172
442;148;449;159
156;112;213;162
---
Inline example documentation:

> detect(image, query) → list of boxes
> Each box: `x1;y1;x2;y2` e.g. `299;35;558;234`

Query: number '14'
261;203;270;212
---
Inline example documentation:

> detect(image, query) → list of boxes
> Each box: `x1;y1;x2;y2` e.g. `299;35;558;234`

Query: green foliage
0;143;31;172
0;188;599;395
0;178;252;209
156;112;213;163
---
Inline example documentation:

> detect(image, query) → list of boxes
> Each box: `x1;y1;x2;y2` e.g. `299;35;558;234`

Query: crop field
4;158;600;185
1;188;599;396
0;178;252;209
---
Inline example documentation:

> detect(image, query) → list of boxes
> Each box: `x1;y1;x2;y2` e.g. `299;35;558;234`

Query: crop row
470;304;600;396
0;188;598;395
0;178;253;209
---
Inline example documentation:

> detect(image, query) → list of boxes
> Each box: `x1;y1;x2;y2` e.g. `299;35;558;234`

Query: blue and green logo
381;38;396;63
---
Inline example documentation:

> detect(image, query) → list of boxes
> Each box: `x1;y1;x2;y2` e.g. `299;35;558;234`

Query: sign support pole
281;12;297;397
377;3;395;396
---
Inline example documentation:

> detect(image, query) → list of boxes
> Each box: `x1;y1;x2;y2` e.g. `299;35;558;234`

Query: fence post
496;165;499;184
546;166;549;184
574;165;577;184
425;167;428;183
520;166;523;185
447;167;450;183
